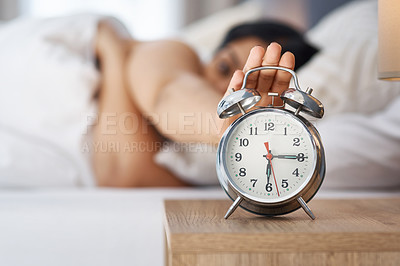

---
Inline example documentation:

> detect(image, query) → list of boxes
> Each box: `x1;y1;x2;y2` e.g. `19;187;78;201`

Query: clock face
223;109;317;203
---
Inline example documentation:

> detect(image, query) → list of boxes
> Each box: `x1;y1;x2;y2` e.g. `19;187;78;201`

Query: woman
2;1;398;190
93;19;317;187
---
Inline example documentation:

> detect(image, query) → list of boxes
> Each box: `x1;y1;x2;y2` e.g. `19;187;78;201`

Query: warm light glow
378;0;400;80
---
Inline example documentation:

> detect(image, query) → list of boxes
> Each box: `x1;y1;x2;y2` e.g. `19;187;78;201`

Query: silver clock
216;66;325;220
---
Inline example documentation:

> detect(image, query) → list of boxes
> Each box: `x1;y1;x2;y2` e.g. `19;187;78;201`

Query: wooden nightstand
164;198;400;266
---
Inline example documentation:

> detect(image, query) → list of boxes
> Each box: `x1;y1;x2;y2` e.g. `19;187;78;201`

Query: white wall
0;0;19;20
10;0;185;40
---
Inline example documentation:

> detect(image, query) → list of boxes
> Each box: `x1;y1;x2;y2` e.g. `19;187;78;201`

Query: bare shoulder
131;39;202;73
125;39;205;117
147;40;198;56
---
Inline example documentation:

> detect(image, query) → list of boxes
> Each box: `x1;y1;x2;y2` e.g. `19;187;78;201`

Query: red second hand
264;142;280;197
270;162;280;197
264;142;269;152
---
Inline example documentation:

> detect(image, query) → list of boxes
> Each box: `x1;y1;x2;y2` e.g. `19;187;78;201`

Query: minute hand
274;154;307;160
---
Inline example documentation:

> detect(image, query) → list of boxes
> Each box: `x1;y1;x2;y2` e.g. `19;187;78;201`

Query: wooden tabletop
164;198;400;254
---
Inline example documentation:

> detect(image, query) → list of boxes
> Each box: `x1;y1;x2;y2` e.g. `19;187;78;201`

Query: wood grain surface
164;198;400;266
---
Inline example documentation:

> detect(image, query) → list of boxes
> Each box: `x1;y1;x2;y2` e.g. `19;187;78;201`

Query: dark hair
219;21;318;70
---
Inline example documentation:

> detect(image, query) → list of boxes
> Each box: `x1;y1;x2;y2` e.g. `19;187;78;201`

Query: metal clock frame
216;108;325;219
216;66;326;220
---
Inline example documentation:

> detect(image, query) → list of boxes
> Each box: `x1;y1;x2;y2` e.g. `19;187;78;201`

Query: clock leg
297;197;316;220
224;196;243;219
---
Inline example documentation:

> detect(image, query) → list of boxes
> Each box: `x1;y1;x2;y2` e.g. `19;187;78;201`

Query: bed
0;1;400;266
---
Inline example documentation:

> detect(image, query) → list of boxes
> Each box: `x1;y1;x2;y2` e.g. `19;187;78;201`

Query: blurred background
0;0;353;40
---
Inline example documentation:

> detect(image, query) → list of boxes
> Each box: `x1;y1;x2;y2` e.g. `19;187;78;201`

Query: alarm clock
216;66;325;220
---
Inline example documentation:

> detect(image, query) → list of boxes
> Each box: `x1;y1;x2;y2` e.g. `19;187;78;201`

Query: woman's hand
95;19;130;63
219;42;295;134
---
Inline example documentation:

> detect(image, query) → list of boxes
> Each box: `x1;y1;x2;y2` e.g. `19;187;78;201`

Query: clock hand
274;154;308;160
266;158;271;184
264;142;280;197
264;142;269;153
274;155;297;159
270;161;280;197
264;142;272;184
263;142;273;160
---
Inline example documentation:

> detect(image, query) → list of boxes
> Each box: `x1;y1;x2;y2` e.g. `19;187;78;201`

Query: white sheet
298;0;400;116
0;14;103;187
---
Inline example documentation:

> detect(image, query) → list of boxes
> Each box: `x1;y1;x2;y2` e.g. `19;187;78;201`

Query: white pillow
0;126;83;188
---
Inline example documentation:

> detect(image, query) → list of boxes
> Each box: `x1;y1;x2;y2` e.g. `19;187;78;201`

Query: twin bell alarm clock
216;66;325;220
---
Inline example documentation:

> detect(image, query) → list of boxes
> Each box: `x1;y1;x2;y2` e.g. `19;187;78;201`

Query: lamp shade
378;0;400;80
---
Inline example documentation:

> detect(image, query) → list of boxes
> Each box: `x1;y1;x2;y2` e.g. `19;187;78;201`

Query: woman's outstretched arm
126;40;223;145
126;41;295;145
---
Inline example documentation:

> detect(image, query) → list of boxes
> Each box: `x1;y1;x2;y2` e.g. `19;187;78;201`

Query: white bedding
0;14;102;187
298;0;400;116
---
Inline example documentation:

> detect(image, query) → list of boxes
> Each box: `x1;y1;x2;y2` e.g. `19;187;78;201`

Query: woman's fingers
223;42;295;111
258;51;295;106
224;70;244;95
242;46;265;89
257;42;282;93
270;51;295;94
